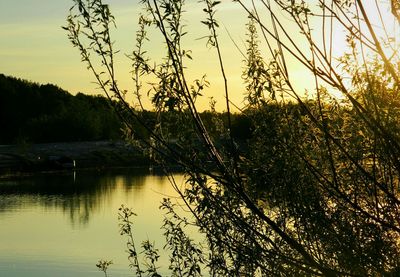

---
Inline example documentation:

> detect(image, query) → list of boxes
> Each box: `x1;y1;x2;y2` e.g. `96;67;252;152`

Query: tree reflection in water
0;168;153;227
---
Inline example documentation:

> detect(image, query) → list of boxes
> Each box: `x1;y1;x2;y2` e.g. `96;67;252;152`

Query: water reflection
0;168;162;227
0;169;184;277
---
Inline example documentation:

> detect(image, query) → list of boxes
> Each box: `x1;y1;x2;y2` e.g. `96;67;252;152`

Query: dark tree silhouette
0;74;122;143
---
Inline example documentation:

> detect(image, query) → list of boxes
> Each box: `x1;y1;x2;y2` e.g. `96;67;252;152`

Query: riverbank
0;141;151;177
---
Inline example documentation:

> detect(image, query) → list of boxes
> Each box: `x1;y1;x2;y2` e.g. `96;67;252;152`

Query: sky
1;1;395;111
0;1;147;99
0;0;91;90
0;0;253;111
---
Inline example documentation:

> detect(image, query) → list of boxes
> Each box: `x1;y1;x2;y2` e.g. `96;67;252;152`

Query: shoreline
0;140;152;178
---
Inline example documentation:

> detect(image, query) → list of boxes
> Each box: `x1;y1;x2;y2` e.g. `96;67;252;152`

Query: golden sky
1;1;395;111
0;0;253;111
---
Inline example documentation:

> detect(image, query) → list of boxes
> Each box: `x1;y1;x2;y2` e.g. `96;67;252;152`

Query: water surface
0;169;185;277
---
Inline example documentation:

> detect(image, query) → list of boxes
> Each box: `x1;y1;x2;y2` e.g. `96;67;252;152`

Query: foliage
67;0;400;276
0;74;122;143
96;259;113;277
114;202;203;277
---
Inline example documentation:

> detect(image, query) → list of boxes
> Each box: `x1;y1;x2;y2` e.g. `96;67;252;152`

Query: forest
0;73;256;146
0;73;122;144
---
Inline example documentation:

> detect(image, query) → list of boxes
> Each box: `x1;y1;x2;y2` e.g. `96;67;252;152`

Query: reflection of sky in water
0;169;189;277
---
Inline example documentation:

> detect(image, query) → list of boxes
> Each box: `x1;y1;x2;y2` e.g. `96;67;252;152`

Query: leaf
212;1;221;7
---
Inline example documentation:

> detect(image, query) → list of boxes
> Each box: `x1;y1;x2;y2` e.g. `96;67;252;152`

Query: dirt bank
0;141;151;176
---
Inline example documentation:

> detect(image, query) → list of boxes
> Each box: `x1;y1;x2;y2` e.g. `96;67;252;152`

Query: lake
0;168;191;277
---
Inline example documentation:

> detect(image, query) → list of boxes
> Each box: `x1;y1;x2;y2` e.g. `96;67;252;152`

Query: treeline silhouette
0;74;251;144
0;74;122;144
0;74;255;145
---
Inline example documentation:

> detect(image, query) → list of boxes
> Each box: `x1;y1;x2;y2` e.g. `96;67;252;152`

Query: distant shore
0;140;151;178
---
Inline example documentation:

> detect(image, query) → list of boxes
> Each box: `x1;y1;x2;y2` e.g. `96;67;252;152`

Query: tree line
0;74;122;144
0;74;255;145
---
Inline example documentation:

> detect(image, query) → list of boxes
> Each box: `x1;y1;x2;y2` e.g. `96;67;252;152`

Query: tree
65;0;400;275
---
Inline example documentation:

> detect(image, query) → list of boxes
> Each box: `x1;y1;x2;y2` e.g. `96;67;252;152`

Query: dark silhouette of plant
67;0;400;275
96;259;113;277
